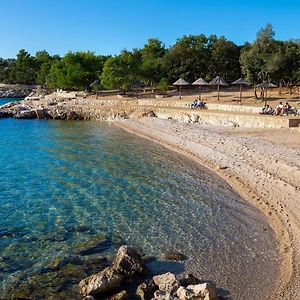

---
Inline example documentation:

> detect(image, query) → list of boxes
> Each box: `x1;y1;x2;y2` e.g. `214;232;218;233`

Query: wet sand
116;118;300;299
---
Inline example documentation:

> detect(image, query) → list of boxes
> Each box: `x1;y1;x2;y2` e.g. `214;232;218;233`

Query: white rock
153;272;180;294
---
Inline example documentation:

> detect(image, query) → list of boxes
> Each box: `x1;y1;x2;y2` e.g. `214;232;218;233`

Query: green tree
35;50;54;85
240;24;279;85
207;36;241;82
47;51;107;90
163;34;210;83
101;50;139;93
139;38;166;88
10;49;36;84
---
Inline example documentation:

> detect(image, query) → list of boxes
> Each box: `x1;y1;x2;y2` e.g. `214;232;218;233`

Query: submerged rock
164;251;186;261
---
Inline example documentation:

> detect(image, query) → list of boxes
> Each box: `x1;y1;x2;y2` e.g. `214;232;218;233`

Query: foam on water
0;116;280;299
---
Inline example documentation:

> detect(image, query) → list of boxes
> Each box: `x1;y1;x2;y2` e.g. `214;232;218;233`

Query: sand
115;118;300;299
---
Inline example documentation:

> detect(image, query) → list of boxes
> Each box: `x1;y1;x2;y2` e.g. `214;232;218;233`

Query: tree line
0;24;299;92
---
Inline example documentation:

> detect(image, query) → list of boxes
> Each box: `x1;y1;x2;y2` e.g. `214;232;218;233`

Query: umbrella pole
217;84;220;101
179;85;182;99
239;85;242;105
199;85;201;100
265;88;268;106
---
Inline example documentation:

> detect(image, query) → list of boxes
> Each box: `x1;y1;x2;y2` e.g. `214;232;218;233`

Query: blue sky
0;0;299;58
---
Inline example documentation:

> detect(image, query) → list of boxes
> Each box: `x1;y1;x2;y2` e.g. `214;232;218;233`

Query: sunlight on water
0;116;279;299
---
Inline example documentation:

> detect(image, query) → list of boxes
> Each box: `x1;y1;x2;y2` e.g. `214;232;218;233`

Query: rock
142;111;157;117
83;296;96;300
136;281;158;300
152;272;180;295
176;283;218;300
190;114;199;123
106;290;129;300
179;274;200;287
79;267;123;297
13;109;37;119
113;245;147;278
164;251;186;261
152;290;179;300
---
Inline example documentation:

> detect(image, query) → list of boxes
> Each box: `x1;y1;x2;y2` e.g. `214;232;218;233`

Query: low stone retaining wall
154;108;300;129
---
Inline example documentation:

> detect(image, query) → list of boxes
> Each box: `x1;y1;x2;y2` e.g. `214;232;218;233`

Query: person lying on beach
190;100;198;108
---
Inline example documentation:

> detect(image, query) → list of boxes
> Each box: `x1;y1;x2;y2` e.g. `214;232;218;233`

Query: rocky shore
0;83;37;98
79;245;219;300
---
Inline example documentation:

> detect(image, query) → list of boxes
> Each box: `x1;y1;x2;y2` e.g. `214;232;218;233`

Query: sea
0;98;280;299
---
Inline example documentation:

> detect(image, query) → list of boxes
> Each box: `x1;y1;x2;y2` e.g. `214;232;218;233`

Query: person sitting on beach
260;104;274;115
196;100;207;109
283;102;291;115
275;102;284;115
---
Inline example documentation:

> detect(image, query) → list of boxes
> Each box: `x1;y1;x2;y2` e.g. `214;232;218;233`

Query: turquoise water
0;98;22;105
0;111;279;299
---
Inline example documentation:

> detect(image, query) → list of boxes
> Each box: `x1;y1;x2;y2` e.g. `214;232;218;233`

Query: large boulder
176;283;218;300
78;267;123;298
152;273;180;295
113;246;147;278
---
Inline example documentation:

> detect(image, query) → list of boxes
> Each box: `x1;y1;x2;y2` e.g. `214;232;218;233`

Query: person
283;102;291;115
260;104;274;115
190;99;197;108
260;104;268;114
275;102;284;115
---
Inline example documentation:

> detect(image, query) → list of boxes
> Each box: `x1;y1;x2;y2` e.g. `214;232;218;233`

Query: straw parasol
173;78;190;99
192;78;208;100
256;81;277;105
231;78;251;105
209;76;228;101
90;80;100;99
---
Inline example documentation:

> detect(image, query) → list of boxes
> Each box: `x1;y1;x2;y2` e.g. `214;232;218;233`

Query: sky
0;0;300;58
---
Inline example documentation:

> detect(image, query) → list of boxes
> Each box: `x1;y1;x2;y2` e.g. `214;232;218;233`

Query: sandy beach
116;117;300;299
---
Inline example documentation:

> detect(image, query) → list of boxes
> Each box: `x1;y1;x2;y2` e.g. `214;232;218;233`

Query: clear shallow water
0;98;22;105
0;114;280;299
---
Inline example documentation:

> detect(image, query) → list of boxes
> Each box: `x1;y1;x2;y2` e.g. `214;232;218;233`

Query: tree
207;36;241;82
47;51;107;90
139;38;166;88
10;49;36;84
240;23;300;94
35;50;54;85
163;34;210;83
101;50;139;93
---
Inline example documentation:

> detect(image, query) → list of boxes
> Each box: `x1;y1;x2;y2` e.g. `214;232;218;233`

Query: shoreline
115;118;300;299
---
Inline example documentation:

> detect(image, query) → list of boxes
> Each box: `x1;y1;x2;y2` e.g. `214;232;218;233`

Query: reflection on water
0;118;279;299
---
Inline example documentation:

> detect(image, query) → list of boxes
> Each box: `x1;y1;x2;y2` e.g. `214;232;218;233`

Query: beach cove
2;94;299;299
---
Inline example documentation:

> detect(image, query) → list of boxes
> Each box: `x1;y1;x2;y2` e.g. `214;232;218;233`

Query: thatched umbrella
131;80;145;98
256;81;277;105
209;76;228;101
90;80;100;99
231;78;251;105
173;78;190;99
192;78;208;100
